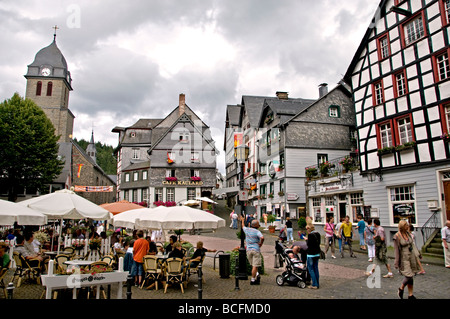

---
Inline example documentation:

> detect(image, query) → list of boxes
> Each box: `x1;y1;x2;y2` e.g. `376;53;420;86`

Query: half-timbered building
344;0;450;247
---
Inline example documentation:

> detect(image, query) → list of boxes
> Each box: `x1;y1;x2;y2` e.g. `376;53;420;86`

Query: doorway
444;181;450;221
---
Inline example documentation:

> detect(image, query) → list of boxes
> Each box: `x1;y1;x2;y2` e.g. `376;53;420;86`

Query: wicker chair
163;257;185;293
140;255;163;290
12;252;41;288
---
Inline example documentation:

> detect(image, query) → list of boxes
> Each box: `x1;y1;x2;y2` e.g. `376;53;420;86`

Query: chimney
179;93;186;116
276;91;289;100
319;83;328;98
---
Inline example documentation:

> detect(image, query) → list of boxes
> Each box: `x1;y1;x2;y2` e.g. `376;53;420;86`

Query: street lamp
235;144;249;280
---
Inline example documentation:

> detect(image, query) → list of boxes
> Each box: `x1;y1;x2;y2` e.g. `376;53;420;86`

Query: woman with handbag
393;220;422;299
324;217;336;259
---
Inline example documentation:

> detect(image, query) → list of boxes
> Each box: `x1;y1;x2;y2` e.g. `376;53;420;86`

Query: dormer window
179;132;190;143
329;105;340;118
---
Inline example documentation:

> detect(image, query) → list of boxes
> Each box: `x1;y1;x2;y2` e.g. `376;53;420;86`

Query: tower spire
52;25;59;41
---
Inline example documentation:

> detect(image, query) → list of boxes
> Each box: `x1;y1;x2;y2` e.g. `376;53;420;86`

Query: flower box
395;141;416;152
377;146;396;156
190;176;202;181
165;177;177;182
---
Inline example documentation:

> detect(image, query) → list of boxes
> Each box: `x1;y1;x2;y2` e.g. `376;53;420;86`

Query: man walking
442;220;450;269
240;216;264;285
339;216;356;258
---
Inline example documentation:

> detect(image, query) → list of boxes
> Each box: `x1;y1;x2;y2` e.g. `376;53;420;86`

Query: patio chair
12;252;41;288
55;254;70;274
163;257;185;293
0;261;11;298
62;246;75;258
87;261;109;299
140;255;163;290
187;255;206;284
100;255;115;267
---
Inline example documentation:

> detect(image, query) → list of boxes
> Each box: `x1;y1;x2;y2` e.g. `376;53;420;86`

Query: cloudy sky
0;0;380;174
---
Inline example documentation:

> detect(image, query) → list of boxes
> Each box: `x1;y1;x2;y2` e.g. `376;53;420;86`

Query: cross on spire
52;25;59;41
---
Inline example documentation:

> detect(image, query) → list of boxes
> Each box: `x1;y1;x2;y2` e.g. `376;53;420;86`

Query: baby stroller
279;226;287;243
275;241;309;289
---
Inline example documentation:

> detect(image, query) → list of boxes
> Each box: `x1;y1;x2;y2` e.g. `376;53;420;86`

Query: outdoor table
41;257;128;299
64;260;94;267
44;251;58;259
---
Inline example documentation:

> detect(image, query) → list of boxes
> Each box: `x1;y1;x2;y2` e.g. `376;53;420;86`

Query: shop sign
162;180;204;186
319;181;344;192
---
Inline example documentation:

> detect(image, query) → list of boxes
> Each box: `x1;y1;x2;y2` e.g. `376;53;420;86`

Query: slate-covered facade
113;94;218;207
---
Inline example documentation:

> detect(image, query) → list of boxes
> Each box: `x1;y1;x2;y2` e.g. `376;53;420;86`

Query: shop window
389;185;416;225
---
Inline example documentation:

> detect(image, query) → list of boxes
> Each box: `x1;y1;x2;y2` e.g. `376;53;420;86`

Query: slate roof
263;98;316;125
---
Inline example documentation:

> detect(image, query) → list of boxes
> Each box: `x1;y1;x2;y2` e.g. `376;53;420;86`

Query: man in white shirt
442;220;450;269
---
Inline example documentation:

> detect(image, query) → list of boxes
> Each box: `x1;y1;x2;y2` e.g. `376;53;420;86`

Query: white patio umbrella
196;197;218;205
19;189;112;253
0;199;48;226
19;189;112;221
136;205;226;231
111;208;150;229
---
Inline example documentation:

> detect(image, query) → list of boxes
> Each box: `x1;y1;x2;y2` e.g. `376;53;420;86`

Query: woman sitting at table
189;241;216;268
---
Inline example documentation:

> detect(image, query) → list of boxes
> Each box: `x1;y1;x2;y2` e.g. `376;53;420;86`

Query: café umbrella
19;188;112;221
135;205;226;231
19;189;112;253
0;199;47;226
100;200;145;216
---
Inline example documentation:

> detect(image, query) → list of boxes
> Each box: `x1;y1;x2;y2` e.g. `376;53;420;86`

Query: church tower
24;30;74;143
86;130;97;163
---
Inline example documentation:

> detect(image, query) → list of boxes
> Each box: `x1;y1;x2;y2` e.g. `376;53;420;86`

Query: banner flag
74;185;113;192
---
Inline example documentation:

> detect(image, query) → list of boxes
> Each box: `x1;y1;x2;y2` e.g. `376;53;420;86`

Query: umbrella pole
57;218;62;254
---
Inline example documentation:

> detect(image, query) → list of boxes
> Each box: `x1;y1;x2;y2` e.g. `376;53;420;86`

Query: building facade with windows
113;94;217;207
344;0;450;247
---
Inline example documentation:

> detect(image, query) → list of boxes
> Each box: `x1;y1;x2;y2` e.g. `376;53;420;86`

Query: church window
36;81;42;96
46;82;53;96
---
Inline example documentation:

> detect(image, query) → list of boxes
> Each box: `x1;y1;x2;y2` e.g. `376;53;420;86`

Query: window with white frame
143;171;148;180
190;169;200;177
403;15;425;46
132;148;140;160
397;117;413;144
187;188;196;200
437;52;450;81
125;173;130;182
133;189;138;202
395;71;407;96
166;188;175;202
155;188;163;202
445;0;450;24
133;172;139;181
142;188;149;202
379;35;390;59
179;132;190;143
350;193;364;205
445;104;450;130
379;122;394;148
166;169;176;178
329;105;339;118
324;196;335;206
191;152;200;163
389;185;416;224
373;81;384;105
124;190;129;201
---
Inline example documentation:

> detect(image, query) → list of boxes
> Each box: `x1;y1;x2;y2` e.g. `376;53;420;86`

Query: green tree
0;93;63;201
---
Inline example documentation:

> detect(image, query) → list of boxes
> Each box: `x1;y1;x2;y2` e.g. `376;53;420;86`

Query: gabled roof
262;98;316;126
343;0;388;84
226;105;243;127
286;82;352;124
149;112;218;154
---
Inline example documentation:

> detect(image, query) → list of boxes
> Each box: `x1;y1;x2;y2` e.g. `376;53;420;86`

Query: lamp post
236;144;249;280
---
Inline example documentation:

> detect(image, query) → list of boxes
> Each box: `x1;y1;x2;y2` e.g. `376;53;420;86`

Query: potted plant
441;133;450;142
319;161;333;176
267;214;276;233
395;141;416;152
268;193;274;199
278;191;285;196
339;156;354;172
305;167;318;179
377;146;395;156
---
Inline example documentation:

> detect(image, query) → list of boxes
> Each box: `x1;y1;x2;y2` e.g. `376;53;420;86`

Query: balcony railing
305;153;359;179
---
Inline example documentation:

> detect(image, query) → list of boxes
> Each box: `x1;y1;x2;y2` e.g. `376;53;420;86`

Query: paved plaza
3;223;449;301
